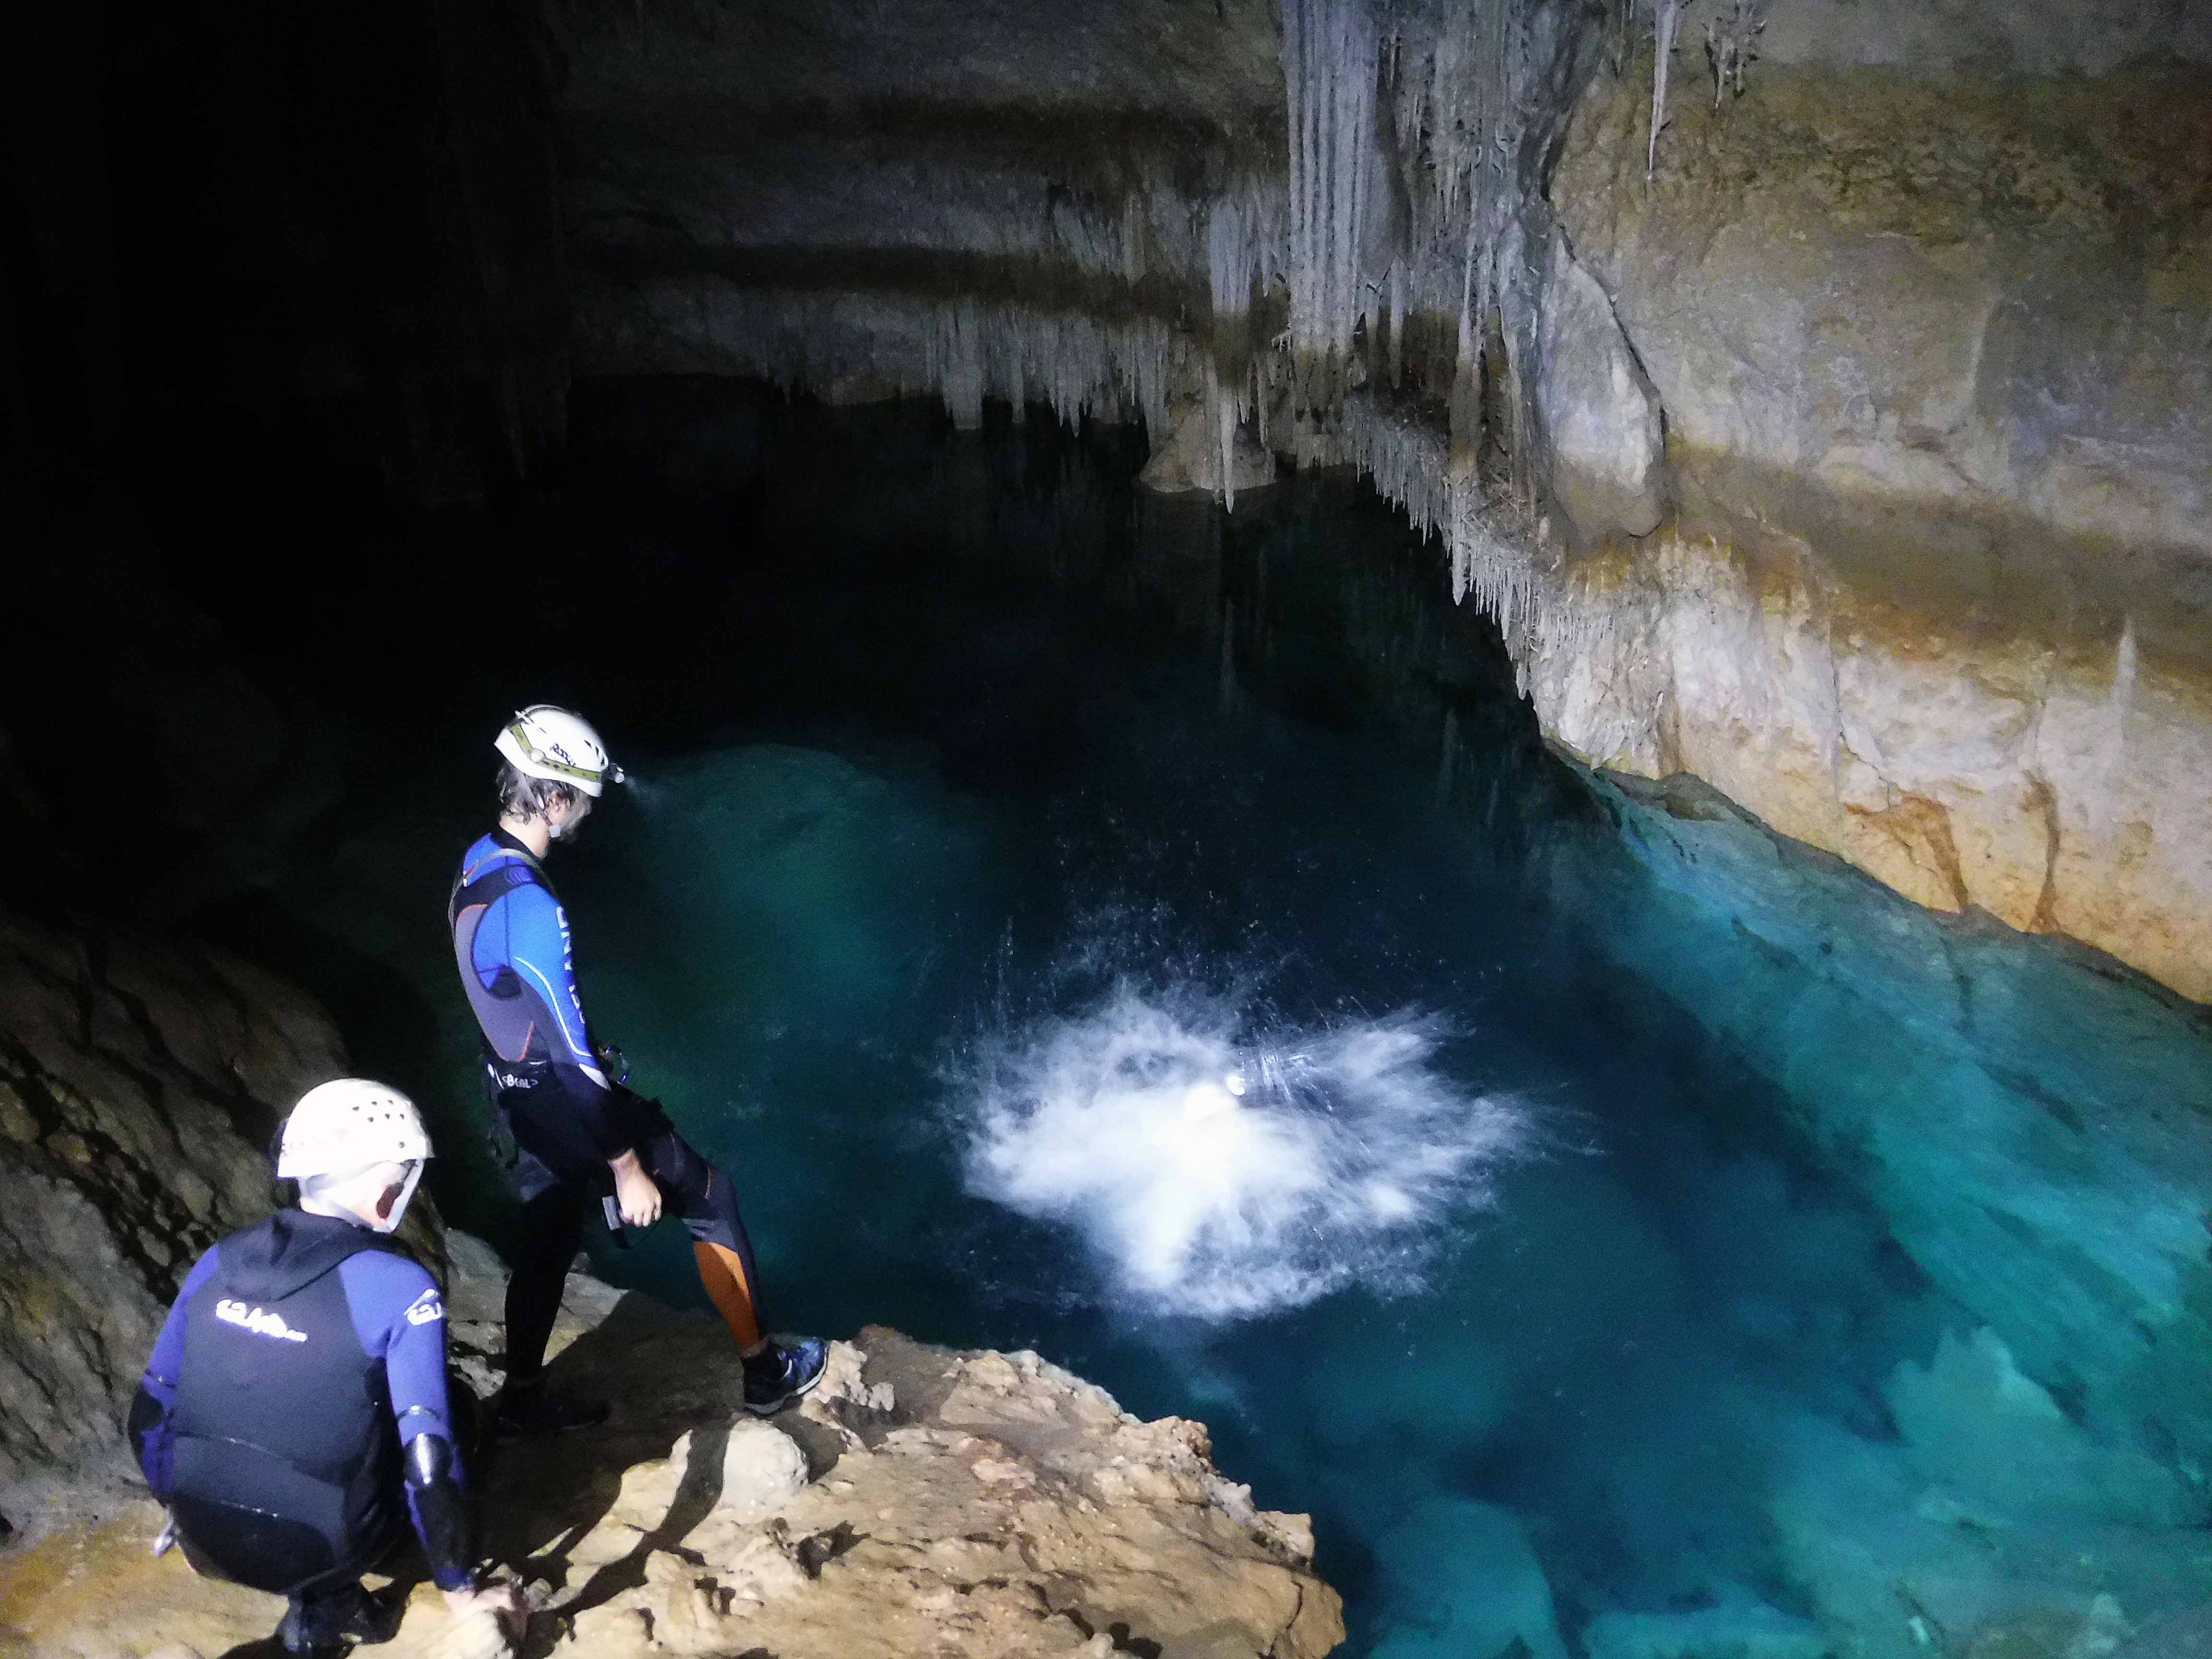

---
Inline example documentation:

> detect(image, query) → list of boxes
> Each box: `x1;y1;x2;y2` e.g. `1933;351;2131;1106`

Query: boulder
1140;397;1279;505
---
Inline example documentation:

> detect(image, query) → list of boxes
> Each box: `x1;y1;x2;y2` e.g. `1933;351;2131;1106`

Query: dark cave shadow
209;1565;429;1659
529;1413;734;1646
470;1292;755;1659
198;894;518;1242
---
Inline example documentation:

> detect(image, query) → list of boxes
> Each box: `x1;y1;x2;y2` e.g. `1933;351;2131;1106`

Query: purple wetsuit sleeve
339;1253;456;1448
144;1245;223;1393
341;1252;473;1590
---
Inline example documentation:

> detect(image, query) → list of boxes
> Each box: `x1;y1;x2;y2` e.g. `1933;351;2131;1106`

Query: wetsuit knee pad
641;1128;765;1348
171;1495;349;1595
646;1131;746;1248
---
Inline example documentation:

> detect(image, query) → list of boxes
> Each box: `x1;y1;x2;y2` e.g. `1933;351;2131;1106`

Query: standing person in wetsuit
449;704;826;1438
129;1080;521;1658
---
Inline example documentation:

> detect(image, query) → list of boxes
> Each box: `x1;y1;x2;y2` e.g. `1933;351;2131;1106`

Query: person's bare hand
611;1151;662;1227
443;1578;528;1642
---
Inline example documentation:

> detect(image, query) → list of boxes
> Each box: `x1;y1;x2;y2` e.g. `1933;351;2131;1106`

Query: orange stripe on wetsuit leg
693;1239;763;1350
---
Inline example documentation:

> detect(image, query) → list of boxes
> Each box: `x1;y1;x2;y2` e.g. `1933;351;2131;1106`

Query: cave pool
270;389;2212;1659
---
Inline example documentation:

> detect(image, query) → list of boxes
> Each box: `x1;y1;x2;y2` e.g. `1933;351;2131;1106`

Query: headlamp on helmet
493;705;625;798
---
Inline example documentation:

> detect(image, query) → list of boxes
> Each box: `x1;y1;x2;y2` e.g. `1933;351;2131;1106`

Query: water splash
956;980;1526;1319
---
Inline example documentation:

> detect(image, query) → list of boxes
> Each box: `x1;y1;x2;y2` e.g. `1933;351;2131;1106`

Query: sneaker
279;1582;404;1655
742;1337;828;1416
489;1380;610;1444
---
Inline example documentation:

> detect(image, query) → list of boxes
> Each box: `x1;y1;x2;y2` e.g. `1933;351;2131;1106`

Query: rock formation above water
17;0;2208;995
1534;28;2212;1002
0;1250;1345;1659
553;0;2212;1002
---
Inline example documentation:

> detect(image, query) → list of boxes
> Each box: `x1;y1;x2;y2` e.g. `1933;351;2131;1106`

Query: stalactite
1207;357;1239;512
1704;0;1767;108
1030;176;1241;307
1281;0;1379;368
1121;192;1148;287
933;298;987;431
1326;388;1597;697
1383;259;1404;386
1206;186;1279;325
1648;0;1683;182
580;0;1608;702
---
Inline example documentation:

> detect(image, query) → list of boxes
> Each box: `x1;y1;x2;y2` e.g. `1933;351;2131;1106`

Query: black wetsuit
132;1212;475;1639
448;828;766;1368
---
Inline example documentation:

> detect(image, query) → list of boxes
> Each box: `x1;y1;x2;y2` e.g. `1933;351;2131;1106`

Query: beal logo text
215;1299;308;1343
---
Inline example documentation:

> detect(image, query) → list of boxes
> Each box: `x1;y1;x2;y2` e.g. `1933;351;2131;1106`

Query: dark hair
497;762;582;822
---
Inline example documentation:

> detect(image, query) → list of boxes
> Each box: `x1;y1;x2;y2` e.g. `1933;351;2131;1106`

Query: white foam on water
957;980;1526;1319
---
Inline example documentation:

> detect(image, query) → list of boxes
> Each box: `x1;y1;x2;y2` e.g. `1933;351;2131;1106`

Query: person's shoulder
174;1238;228;1297
340;1248;444;1329
461;833;552;896
457;830;510;878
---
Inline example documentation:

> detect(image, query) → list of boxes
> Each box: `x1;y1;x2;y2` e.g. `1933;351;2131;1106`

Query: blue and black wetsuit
130;1211;475;1634
447;828;645;1181
449;829;766;1368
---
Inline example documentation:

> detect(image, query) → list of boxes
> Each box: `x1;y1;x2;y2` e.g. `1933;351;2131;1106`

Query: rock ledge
0;1254;1345;1659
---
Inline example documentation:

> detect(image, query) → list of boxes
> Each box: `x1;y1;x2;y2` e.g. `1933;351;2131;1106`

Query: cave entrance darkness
151;379;2212;1659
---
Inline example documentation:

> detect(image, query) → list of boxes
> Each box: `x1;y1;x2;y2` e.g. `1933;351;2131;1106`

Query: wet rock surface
0;910;343;1495
1533;234;1663;544
0;1246;1344;1659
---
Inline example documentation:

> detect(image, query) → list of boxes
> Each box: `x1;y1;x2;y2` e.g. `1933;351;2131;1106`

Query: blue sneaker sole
743;1349;828;1417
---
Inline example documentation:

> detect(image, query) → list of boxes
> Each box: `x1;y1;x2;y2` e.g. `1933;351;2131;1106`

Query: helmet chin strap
301;1161;424;1232
373;1162;425;1234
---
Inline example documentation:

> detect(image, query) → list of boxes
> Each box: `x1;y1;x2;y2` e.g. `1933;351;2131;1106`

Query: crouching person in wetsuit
128;1080;522;1658
449;705;825;1440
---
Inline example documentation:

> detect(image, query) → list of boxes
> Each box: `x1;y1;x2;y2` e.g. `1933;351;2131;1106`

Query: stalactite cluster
575;0;1595;636
592;280;1180;437
1262;0;1585;668
1333;393;1584;694
1281;0;1380;367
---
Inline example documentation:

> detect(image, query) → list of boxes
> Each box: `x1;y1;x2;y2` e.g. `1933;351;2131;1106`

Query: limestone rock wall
1536;41;2212;998
0;911;344;1489
563;0;1283;436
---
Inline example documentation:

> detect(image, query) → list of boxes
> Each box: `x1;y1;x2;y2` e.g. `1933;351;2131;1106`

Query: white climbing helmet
494;705;625;798
277;1079;433;1180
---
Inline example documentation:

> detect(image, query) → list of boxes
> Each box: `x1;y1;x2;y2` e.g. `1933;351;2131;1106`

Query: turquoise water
277;393;2212;1659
